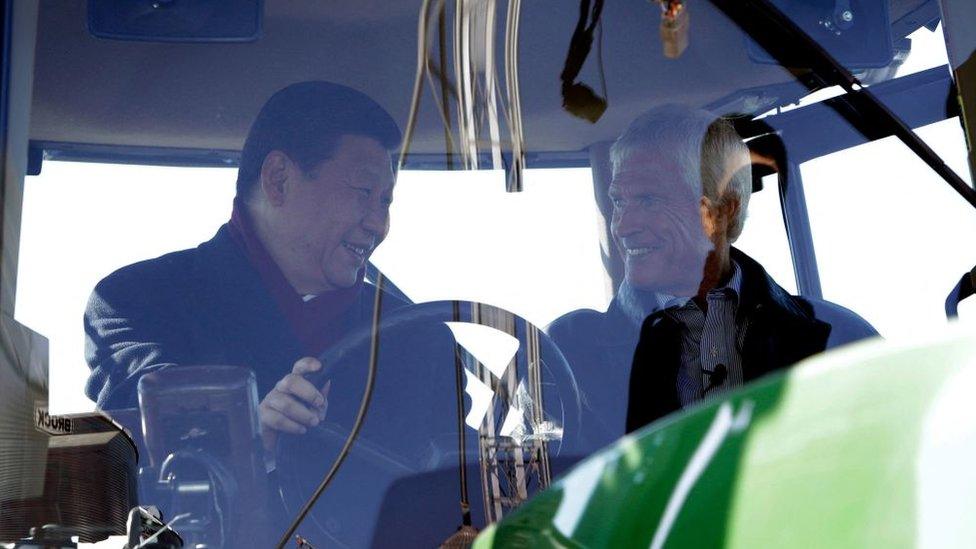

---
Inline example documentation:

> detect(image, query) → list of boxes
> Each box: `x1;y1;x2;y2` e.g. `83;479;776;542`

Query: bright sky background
8;21;976;549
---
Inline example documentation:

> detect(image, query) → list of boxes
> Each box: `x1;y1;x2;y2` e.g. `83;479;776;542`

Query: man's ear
722;193;741;234
699;195;718;235
699;193;740;240
259;151;291;206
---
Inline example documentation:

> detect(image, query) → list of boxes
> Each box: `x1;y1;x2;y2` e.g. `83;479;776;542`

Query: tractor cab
0;1;974;547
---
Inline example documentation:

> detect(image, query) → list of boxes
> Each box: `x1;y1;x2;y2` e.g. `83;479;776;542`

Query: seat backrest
805;297;879;348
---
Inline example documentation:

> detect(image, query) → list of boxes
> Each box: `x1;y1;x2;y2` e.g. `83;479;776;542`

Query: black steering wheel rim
274;300;583;545
302;300;582;441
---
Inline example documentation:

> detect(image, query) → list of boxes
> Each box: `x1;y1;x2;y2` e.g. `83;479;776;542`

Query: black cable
700;363;728;399
711;0;976;210
158;450;234;548
451;300;472;526
559;0;607;122
560;0;604;85
274;2;464;538
400;0;437;172
274;274;386;549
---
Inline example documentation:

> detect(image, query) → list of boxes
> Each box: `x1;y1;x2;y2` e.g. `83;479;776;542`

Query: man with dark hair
550;105;836;449
84;81;404;453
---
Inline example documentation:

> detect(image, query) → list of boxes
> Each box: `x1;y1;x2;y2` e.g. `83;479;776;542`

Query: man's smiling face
609;148;712;297
269;134;395;294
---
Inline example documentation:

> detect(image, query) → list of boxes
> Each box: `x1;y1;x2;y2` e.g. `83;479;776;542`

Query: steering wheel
275;300;583;548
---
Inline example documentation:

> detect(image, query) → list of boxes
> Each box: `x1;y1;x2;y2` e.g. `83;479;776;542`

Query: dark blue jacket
626;249;831;432
547;295;641;451
84;224;401;410
549;248;831;448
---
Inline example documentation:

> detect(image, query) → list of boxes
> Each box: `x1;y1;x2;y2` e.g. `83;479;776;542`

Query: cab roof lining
29;0;932;163
30;1;791;158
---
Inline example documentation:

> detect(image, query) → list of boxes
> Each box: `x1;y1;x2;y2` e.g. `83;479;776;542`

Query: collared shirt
665;260;745;406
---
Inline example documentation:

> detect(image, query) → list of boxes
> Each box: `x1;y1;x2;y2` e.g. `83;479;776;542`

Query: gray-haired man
549;105;831;448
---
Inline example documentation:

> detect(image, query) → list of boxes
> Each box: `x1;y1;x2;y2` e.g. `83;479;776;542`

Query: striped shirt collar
711;259;743;302
670;259;744;315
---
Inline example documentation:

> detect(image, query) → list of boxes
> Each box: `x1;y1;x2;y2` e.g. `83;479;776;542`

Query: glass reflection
82;81;584;547
550;106;859;450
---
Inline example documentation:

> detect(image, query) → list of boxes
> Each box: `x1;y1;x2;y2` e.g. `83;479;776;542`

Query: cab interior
3;0;976;546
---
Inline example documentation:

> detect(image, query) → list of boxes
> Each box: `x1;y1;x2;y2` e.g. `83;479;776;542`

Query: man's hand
259;357;331;455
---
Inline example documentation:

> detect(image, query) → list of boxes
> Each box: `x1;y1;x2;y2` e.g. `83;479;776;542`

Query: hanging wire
482;0;505;171
274;0;485;542
273;275;386;548
503;0;525;191
400;0;438;171
423;0;460;158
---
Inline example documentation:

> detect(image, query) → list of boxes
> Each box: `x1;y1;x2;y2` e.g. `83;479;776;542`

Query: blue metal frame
30;142;594;174
757;64;960;298
764;65;957;164
32;141;240;171
0;0;12;301
780;161;822;298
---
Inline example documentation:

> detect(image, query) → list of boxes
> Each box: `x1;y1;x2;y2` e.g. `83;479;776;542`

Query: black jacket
84;224;402;410
625;249;831;432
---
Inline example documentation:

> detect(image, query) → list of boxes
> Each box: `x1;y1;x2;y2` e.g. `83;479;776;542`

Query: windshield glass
5;1;975;547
